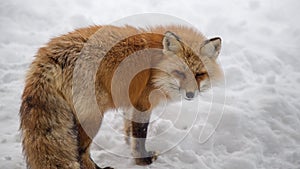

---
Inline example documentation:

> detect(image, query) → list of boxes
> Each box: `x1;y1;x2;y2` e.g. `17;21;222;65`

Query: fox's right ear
162;31;182;54
200;37;222;59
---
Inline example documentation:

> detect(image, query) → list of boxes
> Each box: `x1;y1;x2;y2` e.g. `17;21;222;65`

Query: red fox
20;25;222;169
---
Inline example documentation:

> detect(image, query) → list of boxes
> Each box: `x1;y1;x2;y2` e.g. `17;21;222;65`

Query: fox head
153;31;223;101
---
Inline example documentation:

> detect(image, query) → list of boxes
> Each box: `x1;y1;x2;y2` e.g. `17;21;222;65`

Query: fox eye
172;70;186;79
195;72;206;78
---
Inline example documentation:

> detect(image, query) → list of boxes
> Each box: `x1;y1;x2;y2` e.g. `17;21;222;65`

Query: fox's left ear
162;31;182;54
200;37;222;59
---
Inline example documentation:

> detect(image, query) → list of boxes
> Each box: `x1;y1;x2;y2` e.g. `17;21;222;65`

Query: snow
0;0;300;169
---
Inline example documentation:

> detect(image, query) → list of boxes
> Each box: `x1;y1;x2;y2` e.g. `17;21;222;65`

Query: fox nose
186;92;194;99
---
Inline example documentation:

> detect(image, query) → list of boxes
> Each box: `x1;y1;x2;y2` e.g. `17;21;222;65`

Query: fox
20;25;222;169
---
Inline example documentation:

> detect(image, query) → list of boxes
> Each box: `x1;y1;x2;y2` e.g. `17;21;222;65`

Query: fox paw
135;151;158;166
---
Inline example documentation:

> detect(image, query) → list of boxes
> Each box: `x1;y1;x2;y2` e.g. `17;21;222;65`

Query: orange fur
20;25;222;168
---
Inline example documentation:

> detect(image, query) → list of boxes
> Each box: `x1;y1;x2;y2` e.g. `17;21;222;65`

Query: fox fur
20;25;222;169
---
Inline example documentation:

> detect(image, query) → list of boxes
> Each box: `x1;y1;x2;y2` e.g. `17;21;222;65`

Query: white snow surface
1;0;300;169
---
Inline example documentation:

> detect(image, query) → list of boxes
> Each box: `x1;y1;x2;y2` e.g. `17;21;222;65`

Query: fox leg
78;125;99;169
78;134;113;169
77;112;113;169
79;143;113;169
20;91;81;169
123;111;132;144
130;110;158;165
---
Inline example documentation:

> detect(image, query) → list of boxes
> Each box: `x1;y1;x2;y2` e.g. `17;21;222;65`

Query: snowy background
1;0;300;168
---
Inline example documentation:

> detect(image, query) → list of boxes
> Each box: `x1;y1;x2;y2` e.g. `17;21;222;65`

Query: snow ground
0;0;300;168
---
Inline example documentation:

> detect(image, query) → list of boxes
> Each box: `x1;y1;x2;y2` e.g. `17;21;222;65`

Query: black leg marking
131;121;158;165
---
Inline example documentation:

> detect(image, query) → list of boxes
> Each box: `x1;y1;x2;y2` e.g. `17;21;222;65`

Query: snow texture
0;0;300;169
